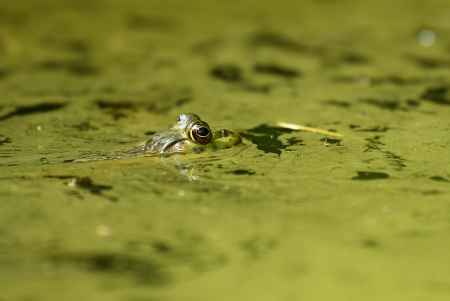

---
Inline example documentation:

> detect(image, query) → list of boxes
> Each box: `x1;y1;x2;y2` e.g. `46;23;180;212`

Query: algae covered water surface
1;0;450;300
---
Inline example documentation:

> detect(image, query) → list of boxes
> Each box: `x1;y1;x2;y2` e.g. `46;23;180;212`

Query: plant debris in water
420;86;450;105
324;99;352;108
248;31;308;53
0;135;11;145
350;125;390;133
45;175;115;201
253;63;301;79
320;137;342;146
229;169;256;175
0;102;66;121
210;64;243;83
364;136;407;170
37;58;98;76
352;171;390;180
241;124;295;155
49;252;170;285
360;98;403;111
429;176;450;183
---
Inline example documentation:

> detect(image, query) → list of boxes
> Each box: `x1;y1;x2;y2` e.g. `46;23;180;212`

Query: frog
73;113;241;163
126;113;242;155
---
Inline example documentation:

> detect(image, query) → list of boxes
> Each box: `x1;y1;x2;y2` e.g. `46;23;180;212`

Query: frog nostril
221;129;230;137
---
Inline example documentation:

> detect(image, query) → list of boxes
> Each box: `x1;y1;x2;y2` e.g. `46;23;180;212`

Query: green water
1;0;450;300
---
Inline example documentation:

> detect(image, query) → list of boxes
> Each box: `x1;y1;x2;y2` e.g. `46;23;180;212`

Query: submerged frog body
128;113;241;155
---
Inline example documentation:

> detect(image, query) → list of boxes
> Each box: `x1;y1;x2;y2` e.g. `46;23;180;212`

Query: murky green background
1;0;450;300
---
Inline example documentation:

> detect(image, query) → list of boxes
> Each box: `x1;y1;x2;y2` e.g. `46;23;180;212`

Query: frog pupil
197;126;210;137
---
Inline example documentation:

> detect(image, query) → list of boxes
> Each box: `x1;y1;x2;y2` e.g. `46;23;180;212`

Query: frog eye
189;123;212;145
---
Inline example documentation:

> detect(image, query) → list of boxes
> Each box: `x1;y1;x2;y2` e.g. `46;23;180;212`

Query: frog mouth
160;137;188;154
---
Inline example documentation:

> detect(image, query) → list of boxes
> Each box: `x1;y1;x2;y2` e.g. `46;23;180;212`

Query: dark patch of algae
1;0;450;300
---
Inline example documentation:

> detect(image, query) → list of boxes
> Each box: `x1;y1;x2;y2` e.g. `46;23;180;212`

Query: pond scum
1;0;450;300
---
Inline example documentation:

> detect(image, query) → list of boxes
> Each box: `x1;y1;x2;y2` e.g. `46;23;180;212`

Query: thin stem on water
276;122;343;138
